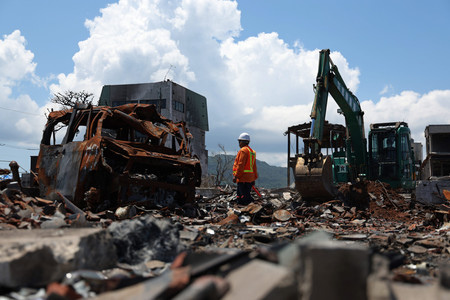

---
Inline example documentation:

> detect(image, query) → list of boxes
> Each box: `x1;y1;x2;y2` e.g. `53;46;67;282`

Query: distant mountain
207;154;292;189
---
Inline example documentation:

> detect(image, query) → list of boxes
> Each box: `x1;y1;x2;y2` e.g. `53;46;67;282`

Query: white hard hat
238;132;250;142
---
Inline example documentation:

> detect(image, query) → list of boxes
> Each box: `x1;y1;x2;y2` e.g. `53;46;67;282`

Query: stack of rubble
0;177;449;299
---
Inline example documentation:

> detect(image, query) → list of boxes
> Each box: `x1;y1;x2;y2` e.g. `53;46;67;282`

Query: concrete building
420;124;450;179
412;140;423;175
99;80;209;173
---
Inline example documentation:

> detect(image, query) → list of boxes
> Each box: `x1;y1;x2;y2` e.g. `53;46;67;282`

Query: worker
233;132;258;205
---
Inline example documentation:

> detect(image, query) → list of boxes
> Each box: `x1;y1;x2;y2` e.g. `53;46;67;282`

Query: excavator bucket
294;156;337;200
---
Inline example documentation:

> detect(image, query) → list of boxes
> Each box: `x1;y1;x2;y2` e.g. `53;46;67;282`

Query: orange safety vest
233;146;258;182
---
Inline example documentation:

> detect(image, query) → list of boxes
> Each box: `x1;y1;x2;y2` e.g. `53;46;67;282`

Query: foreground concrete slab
0;228;117;288
93;270;172;300
279;231;370;300
222;259;297;300
391;282;446;300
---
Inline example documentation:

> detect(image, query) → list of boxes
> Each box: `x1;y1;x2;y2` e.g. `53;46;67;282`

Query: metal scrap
36;103;201;211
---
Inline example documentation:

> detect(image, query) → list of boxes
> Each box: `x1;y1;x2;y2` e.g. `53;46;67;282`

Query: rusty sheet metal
240;203;263;214
37;103;201;211
273;209;291;222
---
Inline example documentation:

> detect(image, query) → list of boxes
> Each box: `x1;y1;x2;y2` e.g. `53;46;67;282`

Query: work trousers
236;182;254;205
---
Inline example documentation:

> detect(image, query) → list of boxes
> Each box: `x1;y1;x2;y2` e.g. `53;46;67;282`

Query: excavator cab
368;122;415;190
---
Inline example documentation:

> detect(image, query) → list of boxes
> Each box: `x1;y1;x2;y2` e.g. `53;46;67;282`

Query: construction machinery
287;49;415;200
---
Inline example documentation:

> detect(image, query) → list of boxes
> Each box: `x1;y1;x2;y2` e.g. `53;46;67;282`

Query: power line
0;106;41;116
0;143;39;150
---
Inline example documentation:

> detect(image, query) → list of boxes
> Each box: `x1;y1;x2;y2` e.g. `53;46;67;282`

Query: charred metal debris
37;103;201;212
0;181;449;299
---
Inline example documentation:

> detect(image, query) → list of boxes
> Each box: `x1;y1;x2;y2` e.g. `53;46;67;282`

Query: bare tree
214;144;233;186
51;90;95;109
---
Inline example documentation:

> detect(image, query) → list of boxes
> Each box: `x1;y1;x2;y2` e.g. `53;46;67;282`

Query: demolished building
98;80;209;174
416;124;450;204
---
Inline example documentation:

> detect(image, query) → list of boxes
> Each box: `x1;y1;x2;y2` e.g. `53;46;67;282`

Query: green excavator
289;49;415;200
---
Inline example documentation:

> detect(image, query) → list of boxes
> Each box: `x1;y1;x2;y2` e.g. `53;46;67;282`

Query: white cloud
379;84;394;95
52;0;241;97
2;0;449;169
0;30;36;85
245;104;311;133
0;30;49;144
257;151;288;168
47;0;371;167
0;30;58;169
362;90;450;146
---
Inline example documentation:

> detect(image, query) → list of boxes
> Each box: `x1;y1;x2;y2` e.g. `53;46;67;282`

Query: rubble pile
0;179;449;299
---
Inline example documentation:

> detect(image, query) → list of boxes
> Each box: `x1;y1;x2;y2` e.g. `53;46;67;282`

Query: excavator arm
296;49;367;199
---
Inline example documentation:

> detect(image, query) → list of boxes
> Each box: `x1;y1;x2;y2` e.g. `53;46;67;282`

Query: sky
0;0;449;172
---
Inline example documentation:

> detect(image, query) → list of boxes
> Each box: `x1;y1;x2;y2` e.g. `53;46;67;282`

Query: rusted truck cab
37;103;201;211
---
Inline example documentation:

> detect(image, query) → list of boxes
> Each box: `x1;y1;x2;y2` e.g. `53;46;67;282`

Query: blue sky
0;0;449;171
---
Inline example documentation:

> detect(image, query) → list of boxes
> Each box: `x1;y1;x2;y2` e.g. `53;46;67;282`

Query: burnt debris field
0;174;449;299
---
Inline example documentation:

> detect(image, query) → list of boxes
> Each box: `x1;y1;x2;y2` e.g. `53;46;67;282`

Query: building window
173;100;184;112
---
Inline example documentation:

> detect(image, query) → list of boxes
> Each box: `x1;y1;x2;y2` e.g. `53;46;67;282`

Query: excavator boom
294;49;367;200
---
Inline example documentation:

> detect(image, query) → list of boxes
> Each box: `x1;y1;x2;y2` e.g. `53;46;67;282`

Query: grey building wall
99;80;209;174
425;125;450;155
412;141;423;163
421;124;450;179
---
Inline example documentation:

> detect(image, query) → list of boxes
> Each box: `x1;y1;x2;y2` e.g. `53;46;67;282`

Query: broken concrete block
416;179;450;204
108;215;185;265
440;262;450;290
278;231;370;300
0;228;116;288
283;192;292;201
222;259;297;300
367;254;393;300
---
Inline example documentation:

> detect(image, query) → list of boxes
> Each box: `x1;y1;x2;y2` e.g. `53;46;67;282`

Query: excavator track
294;156;337;200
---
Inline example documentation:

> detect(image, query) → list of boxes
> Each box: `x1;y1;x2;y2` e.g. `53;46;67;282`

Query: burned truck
37;103;201;211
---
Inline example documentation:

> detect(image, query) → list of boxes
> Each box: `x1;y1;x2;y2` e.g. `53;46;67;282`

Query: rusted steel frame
117;103;166;123
78;138;102;171
9;161;22;190
62;108;82;144
287;132;291;186
121;155;198;177
104;138;199;166
57;191;86;217
112;109;167;142
94;108;111;137
141;121;169;144
88;109;104;138
41;112;72;145
140;116;190;154
101;140;131;160
36;145;56;189
112;104;192;154
83;107;93;140
46;109;71;123
118;175;194;193
176;121;194;156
